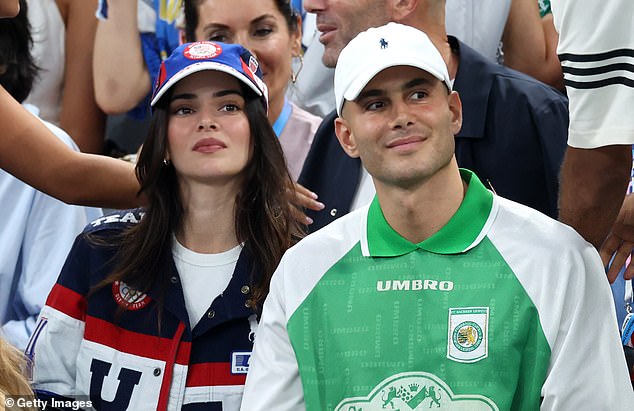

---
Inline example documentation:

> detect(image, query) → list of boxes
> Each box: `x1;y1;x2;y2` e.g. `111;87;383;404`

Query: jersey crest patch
334;371;499;411
447;307;489;363
112;281;151;311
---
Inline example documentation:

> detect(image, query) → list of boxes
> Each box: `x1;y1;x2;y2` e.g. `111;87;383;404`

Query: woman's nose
198;117;217;131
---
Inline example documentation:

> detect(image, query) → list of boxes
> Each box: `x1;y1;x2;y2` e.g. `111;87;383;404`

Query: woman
184;0;322;182
27;41;301;410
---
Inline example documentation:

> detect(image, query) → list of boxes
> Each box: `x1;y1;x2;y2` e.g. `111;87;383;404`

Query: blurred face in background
0;0;20;18
194;0;302;122
304;0;389;68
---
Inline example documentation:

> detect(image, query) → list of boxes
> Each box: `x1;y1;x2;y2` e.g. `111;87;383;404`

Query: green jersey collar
363;169;494;257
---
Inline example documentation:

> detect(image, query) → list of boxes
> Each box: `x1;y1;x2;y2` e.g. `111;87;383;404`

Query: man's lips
316;23;337;44
193;137;226;152
386;136;427;149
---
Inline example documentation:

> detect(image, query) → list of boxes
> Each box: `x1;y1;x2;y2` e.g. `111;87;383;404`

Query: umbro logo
377;279;454;292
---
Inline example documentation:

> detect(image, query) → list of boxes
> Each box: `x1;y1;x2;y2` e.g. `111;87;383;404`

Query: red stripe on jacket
84;315;191;365
46;284;87;321
186;362;246;387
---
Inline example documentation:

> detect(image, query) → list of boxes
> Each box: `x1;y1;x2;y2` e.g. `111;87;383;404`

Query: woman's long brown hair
91;87;302;321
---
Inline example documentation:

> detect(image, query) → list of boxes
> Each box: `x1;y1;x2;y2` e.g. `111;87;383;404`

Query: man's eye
411;91;427;100
366;101;385;111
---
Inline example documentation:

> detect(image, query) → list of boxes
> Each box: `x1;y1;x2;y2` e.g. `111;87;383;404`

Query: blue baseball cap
150;41;268;110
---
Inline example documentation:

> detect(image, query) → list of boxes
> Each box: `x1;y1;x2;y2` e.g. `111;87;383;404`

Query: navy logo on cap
183;41;222;60
380;38;388;49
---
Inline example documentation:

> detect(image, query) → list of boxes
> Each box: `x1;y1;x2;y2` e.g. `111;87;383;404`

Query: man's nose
389;100;415;129
304;0;325;13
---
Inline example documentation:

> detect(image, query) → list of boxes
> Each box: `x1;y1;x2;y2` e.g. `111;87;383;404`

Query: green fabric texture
286;171;550;410
538;0;552;17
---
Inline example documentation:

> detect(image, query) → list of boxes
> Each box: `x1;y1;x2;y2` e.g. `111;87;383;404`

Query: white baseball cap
334;23;452;116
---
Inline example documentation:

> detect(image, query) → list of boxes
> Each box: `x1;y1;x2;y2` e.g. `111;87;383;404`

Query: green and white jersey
242;170;633;411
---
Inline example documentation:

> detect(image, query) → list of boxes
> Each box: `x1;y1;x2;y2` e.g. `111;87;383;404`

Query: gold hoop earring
291;53;304;83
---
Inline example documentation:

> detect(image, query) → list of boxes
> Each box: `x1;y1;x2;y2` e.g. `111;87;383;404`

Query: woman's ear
291;13;303;57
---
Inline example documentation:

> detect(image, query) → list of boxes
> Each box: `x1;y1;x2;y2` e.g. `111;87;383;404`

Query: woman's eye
254;27;273;37
207;32;229;42
174;107;193;115
220;104;240;112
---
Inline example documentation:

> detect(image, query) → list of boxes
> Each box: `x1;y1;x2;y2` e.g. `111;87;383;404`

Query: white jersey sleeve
551;0;634;148
540;243;634;409
489;198;634;409
240;259;306;411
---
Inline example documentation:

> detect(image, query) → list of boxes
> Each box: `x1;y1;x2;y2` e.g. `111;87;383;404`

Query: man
298;0;568;232
550;0;634;380
290;0;513;118
241;23;633;410
551;0;634;275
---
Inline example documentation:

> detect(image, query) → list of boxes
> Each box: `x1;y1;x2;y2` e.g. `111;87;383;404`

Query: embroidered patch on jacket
447;307;489;363
112;281;151;311
231;351;251;374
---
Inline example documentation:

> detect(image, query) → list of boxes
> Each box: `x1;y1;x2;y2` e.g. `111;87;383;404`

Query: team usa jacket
26;210;259;410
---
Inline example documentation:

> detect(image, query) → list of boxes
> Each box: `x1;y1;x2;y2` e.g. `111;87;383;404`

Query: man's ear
447;90;463;136
389;0;419;22
334;116;360;158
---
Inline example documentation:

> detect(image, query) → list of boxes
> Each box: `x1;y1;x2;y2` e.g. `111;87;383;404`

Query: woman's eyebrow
171;89;242;102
